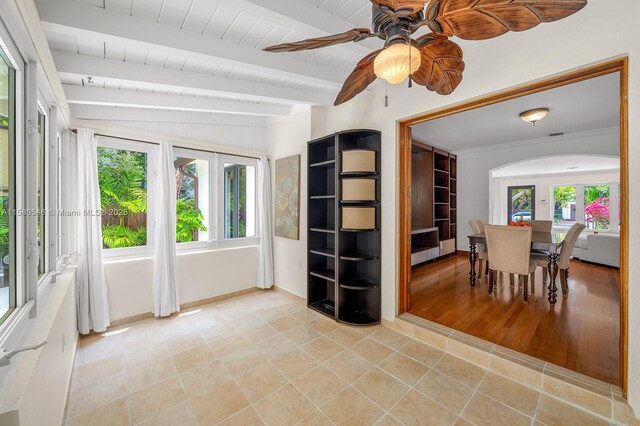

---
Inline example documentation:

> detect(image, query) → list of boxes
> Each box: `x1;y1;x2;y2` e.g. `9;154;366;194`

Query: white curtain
152;141;180;317
489;177;506;225
76;128;110;334
257;156;274;289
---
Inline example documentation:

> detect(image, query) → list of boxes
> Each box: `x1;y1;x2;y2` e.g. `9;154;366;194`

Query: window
552;183;620;232
553;186;577;229
174;154;209;243
508;185;535;223
223;162;256;239
97;145;149;249
37;108;46;276
0;46;15;323
584;185;611;230
97;141;258;254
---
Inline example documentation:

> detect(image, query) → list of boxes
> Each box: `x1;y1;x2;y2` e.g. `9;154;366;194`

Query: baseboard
272;285;306;303
107;287;260;329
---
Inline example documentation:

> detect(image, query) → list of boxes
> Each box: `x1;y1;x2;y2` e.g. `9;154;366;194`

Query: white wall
0;269;78;426
104;246;259;321
266;108;312;298
96;120;267;152
499;170;619;221
456;129;620;248
268;0;640;412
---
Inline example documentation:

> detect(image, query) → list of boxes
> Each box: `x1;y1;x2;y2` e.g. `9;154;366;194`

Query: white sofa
572;232;620;268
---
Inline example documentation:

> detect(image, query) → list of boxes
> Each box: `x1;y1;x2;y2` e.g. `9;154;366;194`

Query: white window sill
102;237;261;264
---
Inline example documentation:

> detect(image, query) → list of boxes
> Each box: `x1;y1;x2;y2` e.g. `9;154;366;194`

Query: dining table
467;231;566;306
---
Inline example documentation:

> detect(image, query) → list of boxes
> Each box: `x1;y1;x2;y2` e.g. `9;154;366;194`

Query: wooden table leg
548;253;559;306
469;241;477;288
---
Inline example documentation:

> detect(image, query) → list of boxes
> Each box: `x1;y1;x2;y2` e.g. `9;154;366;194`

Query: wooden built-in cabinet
411;141;457;266
307;130;381;326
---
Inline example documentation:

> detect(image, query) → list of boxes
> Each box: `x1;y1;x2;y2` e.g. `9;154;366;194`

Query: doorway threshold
387;313;633;424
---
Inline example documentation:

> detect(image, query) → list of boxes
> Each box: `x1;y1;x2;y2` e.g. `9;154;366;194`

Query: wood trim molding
397;57;629;394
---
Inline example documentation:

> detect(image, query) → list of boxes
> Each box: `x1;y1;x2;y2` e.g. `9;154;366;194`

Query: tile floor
66;290;622;425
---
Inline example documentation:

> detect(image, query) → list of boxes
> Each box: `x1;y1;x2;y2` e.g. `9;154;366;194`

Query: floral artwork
275;155;300;240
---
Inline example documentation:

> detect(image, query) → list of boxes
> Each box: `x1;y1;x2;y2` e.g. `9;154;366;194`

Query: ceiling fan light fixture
520;108;550;126
374;43;421;85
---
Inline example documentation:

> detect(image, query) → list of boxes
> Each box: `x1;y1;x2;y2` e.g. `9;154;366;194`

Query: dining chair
531;220;553;233
469;220;489;278
485;225;537;302
531;223;586;295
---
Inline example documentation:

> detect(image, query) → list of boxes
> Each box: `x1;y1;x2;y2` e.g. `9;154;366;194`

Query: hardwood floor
409;255;621;386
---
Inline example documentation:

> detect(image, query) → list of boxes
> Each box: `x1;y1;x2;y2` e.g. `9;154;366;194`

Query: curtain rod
70;129;262;160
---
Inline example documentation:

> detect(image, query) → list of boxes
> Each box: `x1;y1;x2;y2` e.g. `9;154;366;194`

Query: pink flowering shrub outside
585;197;610;229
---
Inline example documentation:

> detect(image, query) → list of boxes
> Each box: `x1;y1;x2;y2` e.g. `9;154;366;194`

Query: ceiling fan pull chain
408;40;413;88
385;81;389;107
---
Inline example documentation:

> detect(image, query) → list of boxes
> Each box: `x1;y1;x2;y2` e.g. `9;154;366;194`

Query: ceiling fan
264;0;587;106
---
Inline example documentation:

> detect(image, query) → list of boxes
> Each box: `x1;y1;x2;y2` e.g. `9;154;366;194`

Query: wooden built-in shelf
411;141;457;264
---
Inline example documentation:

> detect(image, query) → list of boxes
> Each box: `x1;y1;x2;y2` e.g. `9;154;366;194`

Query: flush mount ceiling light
520;108;550;126
263;1;588;106
374;42;422;85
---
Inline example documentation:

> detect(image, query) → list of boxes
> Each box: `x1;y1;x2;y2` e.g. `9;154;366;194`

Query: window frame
0;20;27;336
98;136;157;260
97;141;260;260
173;147;216;251
36;101;48;281
216;154;258;245
552;182;620;233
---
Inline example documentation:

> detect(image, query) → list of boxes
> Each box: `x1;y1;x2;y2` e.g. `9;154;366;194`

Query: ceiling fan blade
264;29;375;53
426;0;587;40
413;34;465;95
370;0;427;14
334;50;382;106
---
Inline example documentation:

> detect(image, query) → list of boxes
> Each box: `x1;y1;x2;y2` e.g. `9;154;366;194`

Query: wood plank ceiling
36;0;389;125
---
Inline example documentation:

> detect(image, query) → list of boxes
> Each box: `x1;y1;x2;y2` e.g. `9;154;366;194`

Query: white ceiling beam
63;85;291;117
217;0;379;54
69;104;268;126
36;0;346;87
53;51;335;106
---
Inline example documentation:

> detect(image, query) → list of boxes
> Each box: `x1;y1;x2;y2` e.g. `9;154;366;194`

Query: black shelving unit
307;130;381;326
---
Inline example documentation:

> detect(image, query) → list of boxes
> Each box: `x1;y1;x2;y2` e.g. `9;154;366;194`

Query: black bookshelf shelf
340;172;380;178
310;248;335;258
309;159;336;168
310;195;336;200
309;299;335;317
309;269;336;282
339;278;380;290
308;130;381;326
339;253;379;261
310;227;335;234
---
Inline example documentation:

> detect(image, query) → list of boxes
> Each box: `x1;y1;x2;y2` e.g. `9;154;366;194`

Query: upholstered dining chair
469;220;489;278
485;225;537;302
531;223;586;295
531;220;553;233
